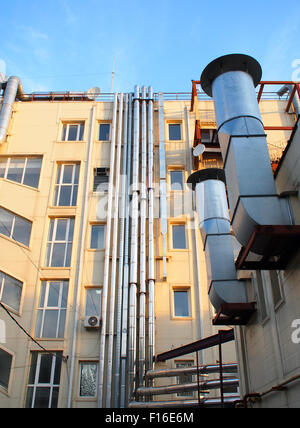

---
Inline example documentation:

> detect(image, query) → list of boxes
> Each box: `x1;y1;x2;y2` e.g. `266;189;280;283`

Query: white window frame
26;352;62;408
172;288;191;318
0;156;42;189
46;218;74;267
0;270;23;312
35;281;69;339
61;122;84;141
54;163;80;207
85;287;102;317
78;361;99;398
0;206;32;247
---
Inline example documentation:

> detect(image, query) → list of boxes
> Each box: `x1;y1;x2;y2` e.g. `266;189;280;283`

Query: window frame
255;271;269;324
0;156;42;189
45;218;74;268
172;287;191;319
0;206;32;248
269;270;285;310
0;270;23;313
89;224;106;250
53;163;80;207
170;223;188;250
78;361;99;399
35;280;69;339
168;122;182;141
61;122;85;142
25;351;63;408
0;346;14;393
169;168;184;191
98;122;111;141
84;287;102;318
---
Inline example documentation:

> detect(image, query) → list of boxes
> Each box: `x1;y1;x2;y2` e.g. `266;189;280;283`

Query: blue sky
0;0;300;93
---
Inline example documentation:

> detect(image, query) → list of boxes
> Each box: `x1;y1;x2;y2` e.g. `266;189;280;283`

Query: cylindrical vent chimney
200;54;292;255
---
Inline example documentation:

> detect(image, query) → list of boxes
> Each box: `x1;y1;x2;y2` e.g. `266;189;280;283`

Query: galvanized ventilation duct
200;54;292;255
188;169;247;311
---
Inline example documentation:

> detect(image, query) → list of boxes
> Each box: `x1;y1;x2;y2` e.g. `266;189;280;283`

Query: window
175;361;194;397
90;225;105;249
201;129;217;143
85;288;102;317
256;271;268;322
173;289;190;317
172;224;187;249
61;122;84;141
25;352;62;408
54;164;80;206
93;168;109;192
98;123;110;141
0;271;23;312
0;348;13;391
169;170;184;191
168;123;181;141
269;271;284;308
79;362;98;398
46;218;74;267
0;156;42;189
35;281;69;338
0;207;32;247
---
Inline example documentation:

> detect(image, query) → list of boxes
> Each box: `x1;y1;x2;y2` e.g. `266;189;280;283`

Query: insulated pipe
114;93;129;407
279;85;300;117
129;396;239;408
187;168;247;312
0;76;20;142
105;93;124;407
158;93;167;278
146;363;238;379
200;54;292;255
97;93;118;408
128;85;140;402
138;86;147;388
147;86;155;373
120;94;133;408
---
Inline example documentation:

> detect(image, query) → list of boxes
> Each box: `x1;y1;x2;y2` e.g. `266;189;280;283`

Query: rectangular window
35;281;69;339
173;289;190;317
0;156;42;189
176;361;194;397
93;168;109;192
54;163;80;206
170;170;184;191
168;123;181;141
25;352;62;408
0;207;32;247
90;225;105;249
256;271;268;322
79;362;98;398
85;288;102;317
0;271;23;312
201;129;217;143
46;218;74;267
269;271;284;308
0;348;13;391
61;123;84;141
98;123;110;141
172;224;187;249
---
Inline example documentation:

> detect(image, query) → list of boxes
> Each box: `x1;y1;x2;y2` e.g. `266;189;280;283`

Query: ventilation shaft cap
200;54;262;97
187;168;226;190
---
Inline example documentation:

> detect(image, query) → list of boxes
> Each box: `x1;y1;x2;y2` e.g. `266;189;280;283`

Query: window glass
176;361;194;397
168;124;181;140
7;158;25;183
62;123;84;141
0;207;32;247
0;348;13;390
0;271;23;312
0;208;13;238
256;271;268;321
174;290;190;317
79;362;98;397
23;158;42;188
54;164;79;206
46;219;74;267
170;170;184;190
85;288;102;317
99;124;110;141
90;225;105;249
172;224;187;249
270;271;283;307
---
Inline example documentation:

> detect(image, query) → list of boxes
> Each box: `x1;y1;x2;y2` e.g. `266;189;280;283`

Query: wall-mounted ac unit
84;315;102;329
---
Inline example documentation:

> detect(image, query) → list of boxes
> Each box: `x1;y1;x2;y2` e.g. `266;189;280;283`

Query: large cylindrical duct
188;168;247;311
200;54;292;255
0;76;20;143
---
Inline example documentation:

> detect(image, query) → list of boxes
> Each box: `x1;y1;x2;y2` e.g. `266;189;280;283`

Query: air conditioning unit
96;168;109;175
84;315;102;329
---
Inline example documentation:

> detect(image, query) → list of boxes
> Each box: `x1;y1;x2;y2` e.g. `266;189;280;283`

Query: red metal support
285;84;297;113
257;83;265;103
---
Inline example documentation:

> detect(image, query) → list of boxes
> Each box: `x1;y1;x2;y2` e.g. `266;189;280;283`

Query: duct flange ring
200;54;262;97
187;168;226;190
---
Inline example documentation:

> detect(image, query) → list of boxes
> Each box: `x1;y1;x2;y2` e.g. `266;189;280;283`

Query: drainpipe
97;93;118;407
200;54;292;255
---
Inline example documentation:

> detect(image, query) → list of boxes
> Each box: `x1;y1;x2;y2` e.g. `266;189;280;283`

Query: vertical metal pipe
158;92;167;279
105;93;124;407
128;85;140;402
120;94;133;408
147;86;155;373
67;105;95;408
138;86;147;390
0;76;20;143
97;93;118;408
114;93;129;407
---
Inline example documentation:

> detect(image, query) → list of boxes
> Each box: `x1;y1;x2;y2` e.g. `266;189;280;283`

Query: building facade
0;55;299;408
